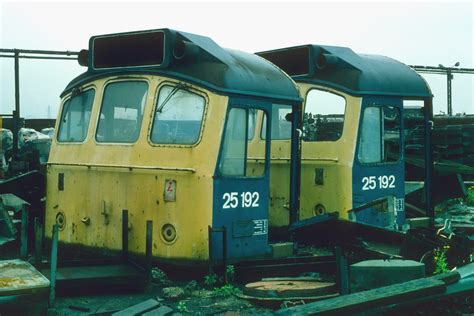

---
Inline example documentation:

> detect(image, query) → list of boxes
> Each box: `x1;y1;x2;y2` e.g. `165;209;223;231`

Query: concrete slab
350;259;425;292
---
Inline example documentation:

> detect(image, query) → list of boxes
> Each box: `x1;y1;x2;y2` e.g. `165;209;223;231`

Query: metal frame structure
410;65;474;115
0;48;79;157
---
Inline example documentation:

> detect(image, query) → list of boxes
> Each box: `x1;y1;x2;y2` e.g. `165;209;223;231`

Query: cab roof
62;29;301;104
257;45;432;98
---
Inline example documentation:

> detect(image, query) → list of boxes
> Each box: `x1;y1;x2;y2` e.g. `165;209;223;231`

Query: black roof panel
257;45;432;98
62;29;301;104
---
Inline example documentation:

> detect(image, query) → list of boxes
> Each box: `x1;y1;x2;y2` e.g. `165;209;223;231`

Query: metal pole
12;49;20;157
423;99;434;227
447;70;453;115
0;48;80;56
49;224;58;308
145;220;153;292
208;225;213;274
122;210;129;261
222;226;227;283
34;217;43;265
20;204;28;259
335;246;349;294
289;105;302;225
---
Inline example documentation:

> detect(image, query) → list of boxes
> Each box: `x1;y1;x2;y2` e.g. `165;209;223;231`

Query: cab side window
219;107;267;177
358;106;401;163
303;89;346;141
261;104;292;140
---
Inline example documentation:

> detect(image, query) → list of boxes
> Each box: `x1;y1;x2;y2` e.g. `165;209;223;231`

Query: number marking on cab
222;192;260;209
362;175;395;191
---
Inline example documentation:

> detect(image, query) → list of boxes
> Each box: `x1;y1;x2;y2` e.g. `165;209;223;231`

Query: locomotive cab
258;45;432;230
45;29;301;264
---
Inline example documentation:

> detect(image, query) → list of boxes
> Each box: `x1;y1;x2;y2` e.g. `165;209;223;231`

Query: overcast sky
1;0;473;118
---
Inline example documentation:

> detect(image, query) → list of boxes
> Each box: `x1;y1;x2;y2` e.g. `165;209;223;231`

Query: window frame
217;105;270;178
94;78;149;145
302;88;347;142
56;85;96;144
260;104;292;140
357;104;403;166
148;82;209;148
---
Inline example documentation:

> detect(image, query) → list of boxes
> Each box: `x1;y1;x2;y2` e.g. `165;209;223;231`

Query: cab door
352;96;405;229
212;98;271;260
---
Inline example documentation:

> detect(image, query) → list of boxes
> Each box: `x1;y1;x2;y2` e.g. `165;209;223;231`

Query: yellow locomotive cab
258;45;432;231
45;29;302;264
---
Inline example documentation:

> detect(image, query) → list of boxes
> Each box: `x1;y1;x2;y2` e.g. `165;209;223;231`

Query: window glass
220;108;246;176
57;88;95;142
261;104;292;140
151;85;205;144
247;108;258;140
383;106;401;162
303;89;346;141
358;106;401;163
96;81;148;143
219;107;267;177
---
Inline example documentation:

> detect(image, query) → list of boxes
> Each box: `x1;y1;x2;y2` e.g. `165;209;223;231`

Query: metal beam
0;48;79;156
409;65;474;115
0;48;79;56
0;54;78;60
410;65;474;74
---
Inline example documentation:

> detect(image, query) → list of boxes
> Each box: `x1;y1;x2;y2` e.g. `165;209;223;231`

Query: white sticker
253;219;268;235
164;179;176;202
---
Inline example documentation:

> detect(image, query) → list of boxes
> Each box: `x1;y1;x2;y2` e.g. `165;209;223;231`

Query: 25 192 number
362;175;395;191
222;192;260;209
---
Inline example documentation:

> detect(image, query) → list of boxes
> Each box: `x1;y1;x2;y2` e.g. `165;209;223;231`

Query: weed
225;265;235;283
433;245;449;275
177;301;189;313
151;267;170;286
204;272;218;288
465;186;474;207
212;284;240;297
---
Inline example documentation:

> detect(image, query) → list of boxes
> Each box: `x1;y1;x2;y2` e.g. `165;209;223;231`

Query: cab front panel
298;85;361;222
352;96;405;229
267;84;362;227
211;99;271;260
45;75;229;262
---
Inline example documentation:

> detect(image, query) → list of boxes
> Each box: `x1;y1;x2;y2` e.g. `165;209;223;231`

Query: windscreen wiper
156;83;185;113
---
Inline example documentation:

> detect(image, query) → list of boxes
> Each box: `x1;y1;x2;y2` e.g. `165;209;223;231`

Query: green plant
204;272;218;288
465;186;474;206
212;284;240;297
177;301;189;313
225;265;235;283
433;246;449;275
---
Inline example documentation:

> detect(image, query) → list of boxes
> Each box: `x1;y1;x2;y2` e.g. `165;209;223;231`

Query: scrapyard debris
111;298;162;315
18;128;51;165
40;127;55;138
2;127;52;175
18;128;50;147
151;267;171;286
1;129;13;173
162;287;186;300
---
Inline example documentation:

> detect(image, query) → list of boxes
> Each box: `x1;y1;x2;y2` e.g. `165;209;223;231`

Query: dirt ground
2;201;474;315
0;281;273;315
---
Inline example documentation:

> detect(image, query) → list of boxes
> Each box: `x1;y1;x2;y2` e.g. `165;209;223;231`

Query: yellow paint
45;75;228;262
263;84;362;227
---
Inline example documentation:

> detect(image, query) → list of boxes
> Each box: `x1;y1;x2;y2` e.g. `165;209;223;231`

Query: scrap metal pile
1;127;53;176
